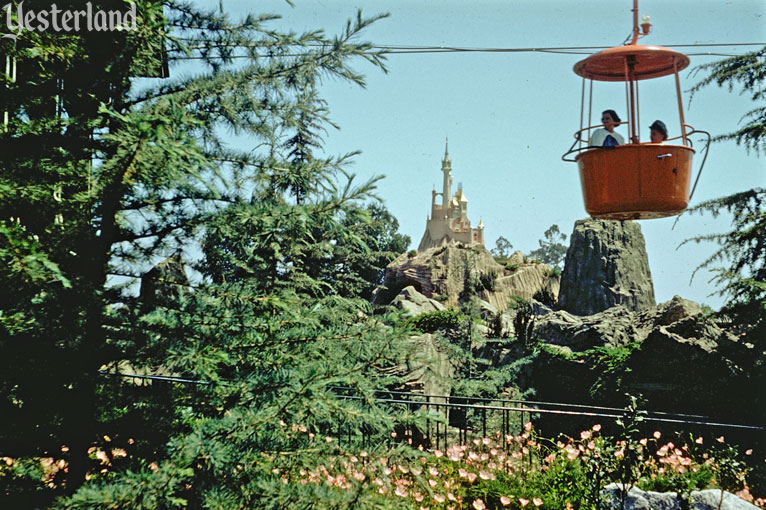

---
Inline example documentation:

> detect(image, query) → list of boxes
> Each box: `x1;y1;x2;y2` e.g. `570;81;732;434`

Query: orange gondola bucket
562;3;710;220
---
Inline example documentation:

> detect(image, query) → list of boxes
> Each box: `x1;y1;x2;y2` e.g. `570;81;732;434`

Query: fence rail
100;371;765;450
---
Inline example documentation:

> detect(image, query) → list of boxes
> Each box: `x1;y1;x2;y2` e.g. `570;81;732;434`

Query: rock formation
558;219;655;315
603;484;759;510
373;241;559;313
529;295;708;350
390;286;446;316
380;333;455;398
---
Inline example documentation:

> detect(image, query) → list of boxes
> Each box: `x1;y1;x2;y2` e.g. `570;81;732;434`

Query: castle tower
417;141;486;251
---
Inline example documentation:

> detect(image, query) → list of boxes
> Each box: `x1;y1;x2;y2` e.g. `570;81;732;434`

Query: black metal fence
100;372;765;449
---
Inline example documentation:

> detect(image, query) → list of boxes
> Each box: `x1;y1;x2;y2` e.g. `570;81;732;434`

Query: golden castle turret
417;140;485;251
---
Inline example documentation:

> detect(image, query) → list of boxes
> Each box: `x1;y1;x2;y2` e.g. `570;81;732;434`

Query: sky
199;0;765;309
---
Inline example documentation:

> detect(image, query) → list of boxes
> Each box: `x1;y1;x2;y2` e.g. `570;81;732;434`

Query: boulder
526;296;705;350
390;286;446;317
558;219;655;315
603;484;759;510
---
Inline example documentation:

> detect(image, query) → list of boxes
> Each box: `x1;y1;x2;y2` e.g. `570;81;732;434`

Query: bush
480;272;497;291
406;308;464;333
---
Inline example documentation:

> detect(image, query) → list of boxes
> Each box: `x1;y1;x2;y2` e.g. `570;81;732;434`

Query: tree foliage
528;224;568;269
491;236;513;259
689;45;766;154
0;2;416;507
684;46;766;331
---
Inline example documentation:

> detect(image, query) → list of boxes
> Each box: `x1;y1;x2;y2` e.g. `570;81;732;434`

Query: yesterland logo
2;2;137;39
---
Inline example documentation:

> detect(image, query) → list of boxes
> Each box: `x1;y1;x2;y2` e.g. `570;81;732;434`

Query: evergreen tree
681;46;766;432
684;45;766;328
0;2;415;507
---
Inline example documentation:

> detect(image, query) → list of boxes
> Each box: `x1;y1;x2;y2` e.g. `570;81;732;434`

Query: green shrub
508;295;527;310
406;308;464;333
480;272;497;291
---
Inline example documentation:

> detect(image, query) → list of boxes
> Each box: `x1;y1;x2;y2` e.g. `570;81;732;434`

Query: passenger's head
601;110;621;130
649;120;668;142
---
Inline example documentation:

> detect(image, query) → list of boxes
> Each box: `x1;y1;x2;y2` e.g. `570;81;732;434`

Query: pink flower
745;449;753;455
695;437;704;444
429;467;439;477
434;449;444;458
519;497;530;507
467;472;477;482
479;470;491;480
500;496;511;506
473;499;486;510
395;485;408;497
580;430;591;440
533;497;544;506
716;436;725;443
653;431;661;439
592;424;602;432
434;493;446;503
524;422;533;431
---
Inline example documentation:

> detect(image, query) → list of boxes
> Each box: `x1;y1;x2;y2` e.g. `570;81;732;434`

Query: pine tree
683;45;766;326
1;2;415;506
681;46;765;432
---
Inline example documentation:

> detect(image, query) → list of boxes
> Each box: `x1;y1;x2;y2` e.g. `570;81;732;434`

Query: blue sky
201;0;765;309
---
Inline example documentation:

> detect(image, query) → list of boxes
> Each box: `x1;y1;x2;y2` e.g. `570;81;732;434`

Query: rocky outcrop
381;333;455;398
522;294;759;423
373;241;559;312
390;286;446;316
558;219;655;315
529;295;725;350
603;484;759;510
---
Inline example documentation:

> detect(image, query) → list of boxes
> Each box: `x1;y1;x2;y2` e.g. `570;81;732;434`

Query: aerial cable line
166;41;765;60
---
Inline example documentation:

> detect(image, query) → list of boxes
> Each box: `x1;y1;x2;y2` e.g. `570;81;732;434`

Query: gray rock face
603;484;759;510
558;219;655;316
390;286;446;317
530;295;707;350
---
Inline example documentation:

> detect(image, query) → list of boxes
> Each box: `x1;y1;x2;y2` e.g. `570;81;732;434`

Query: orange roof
573;45;689;82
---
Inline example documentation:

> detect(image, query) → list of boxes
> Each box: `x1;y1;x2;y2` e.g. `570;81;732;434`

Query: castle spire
441;139;452;210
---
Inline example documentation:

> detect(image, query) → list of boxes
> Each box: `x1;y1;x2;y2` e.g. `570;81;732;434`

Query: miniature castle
417;141;485;251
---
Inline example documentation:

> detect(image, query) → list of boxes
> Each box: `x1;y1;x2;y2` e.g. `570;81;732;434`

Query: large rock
390;286;446;317
373;241;559;312
380;333;455;398
603;484;759;510
558;219;655;315
523;295;758;425
530;295;706;350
